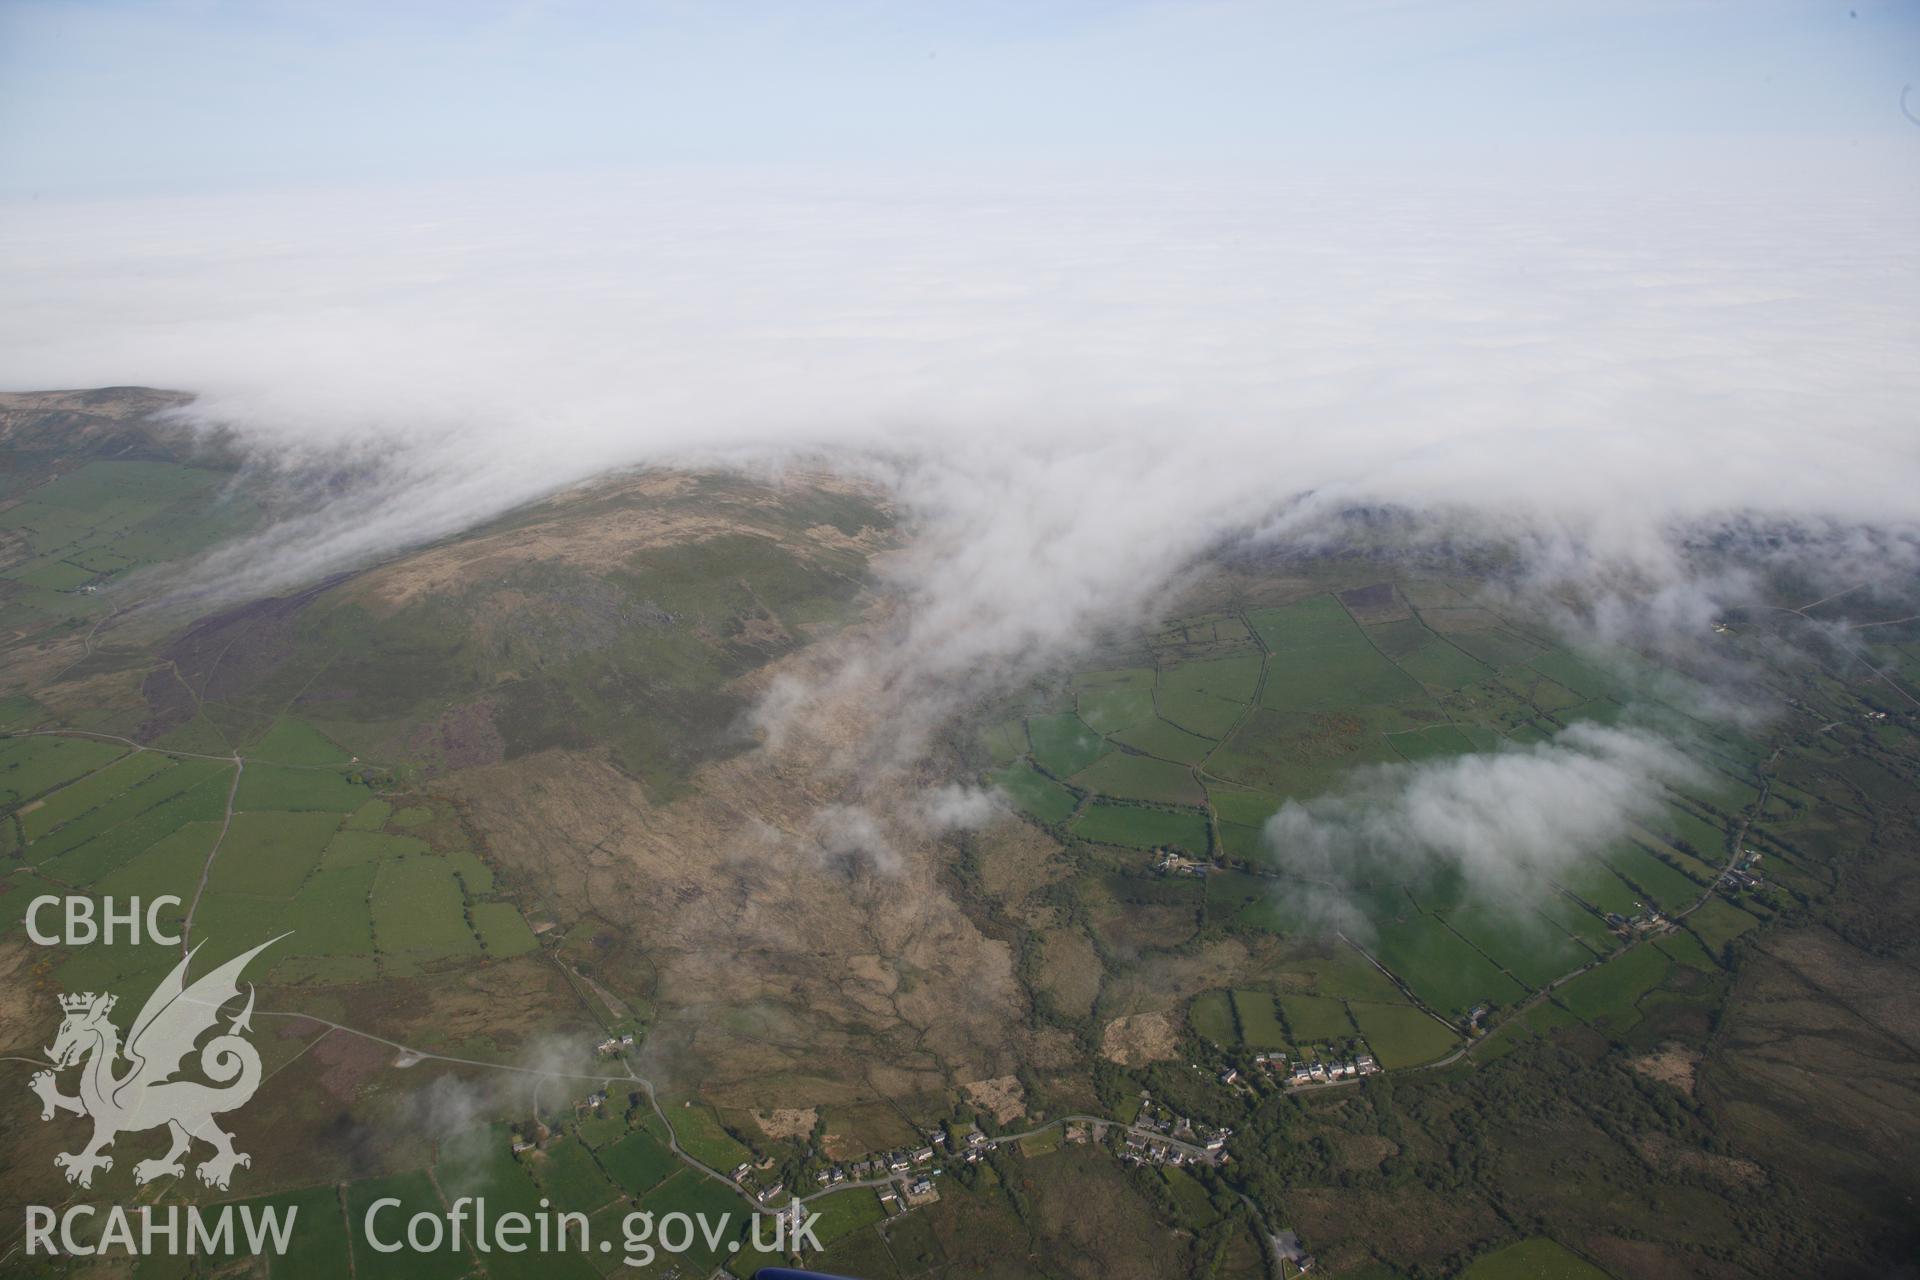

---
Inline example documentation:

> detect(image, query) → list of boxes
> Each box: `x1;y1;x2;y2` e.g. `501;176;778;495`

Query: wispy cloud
1261;722;1704;916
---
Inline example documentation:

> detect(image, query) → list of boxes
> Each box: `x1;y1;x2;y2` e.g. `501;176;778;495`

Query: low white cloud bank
1;160;1915;704
6;168;1917;553
1262;723;1704;911
5;159;1912;901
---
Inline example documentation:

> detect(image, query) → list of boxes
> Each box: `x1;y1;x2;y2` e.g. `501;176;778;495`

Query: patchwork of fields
189;1102;773;1280
984;582;1762;1050
0;458;258;604
1;716;540;997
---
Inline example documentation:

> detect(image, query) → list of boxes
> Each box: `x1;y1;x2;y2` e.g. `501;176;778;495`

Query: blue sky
1;1;1914;196
0;1;1914;732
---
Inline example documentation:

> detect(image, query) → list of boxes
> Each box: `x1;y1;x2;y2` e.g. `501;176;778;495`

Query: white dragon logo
30;935;283;1191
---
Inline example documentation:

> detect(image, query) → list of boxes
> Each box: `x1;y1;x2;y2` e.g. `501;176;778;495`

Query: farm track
177;754;241;956
6;727;375;771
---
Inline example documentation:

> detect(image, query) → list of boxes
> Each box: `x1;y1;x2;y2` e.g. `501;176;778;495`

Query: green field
1279;993;1357;1040
980;718;1025;765
322;829;432;869
1348;1002;1459;1068
632;1168;752;1272
440;1131;602;1280
1070;801;1209;851
1204;869;1340;935
37;773;232;885
346;797;394;830
1160;653;1262;702
805;1186;888;1245
535;1136;622;1212
1155;687;1246;738
1368;913;1527;1015
371;856;480;962
1441;905;1595;989
25;756;227;864
0;461;258;617
664;1102;753;1170
1231;988;1289;1048
234;763;369;812
1463;1237;1612;1279
473;900;541;956
1525;650;1620;701
251;716;353;765
1110;715;1218;765
18;749;172;839
1070;752;1205;804
993;761;1079;824
1655;927;1718;971
1655;803;1730;860
1208;707;1404;798
1533;891;1620;955
1553;858;1645;917
1386;723;1481;763
1554;944;1673;1031
1216;820;1264;859
1189;989;1237;1043
1027;712;1108;776
254;1184;357;1280
345;1171;471;1280
1601;842;1706;913
1077;682;1157;735
1253;597;1426;713
600;1128;680;1195
1686;897;1760;954
1391;632;1494;691
208;810;343;897
1208;786;1279;828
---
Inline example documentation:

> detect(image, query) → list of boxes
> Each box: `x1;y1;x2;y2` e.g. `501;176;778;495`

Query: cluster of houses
1129;1103;1230;1161
1153;849;1211;877
594;1032;637;1056
1120;1131;1203;1167
1725;848;1765;891
832;1133;959;1216
1239;1048;1379;1089
878;1175;940;1213
1284;1054;1378;1086
1244;1048;1378;1088
808;1135;948;1204
1606;908;1669;936
731;1158;795;1207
